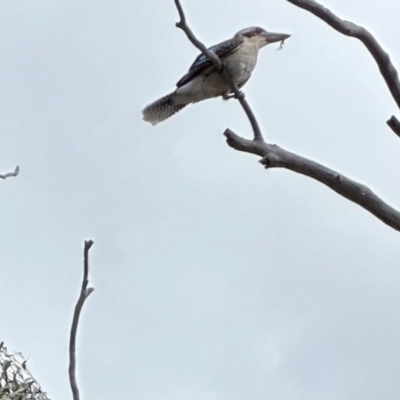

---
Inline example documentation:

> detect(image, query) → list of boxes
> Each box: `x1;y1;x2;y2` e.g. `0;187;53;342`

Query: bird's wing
176;36;244;88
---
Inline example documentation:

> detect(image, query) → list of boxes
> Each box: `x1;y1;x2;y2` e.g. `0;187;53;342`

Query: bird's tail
142;93;187;125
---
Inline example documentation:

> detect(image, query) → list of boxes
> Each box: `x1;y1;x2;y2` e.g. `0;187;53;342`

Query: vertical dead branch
68;240;95;400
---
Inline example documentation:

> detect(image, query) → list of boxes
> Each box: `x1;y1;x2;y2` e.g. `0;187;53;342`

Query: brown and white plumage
142;27;290;125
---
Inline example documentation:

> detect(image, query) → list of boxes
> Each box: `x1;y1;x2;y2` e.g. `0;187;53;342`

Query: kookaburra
142;27;290;125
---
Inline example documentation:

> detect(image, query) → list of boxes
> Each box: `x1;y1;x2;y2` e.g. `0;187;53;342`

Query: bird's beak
263;32;291;44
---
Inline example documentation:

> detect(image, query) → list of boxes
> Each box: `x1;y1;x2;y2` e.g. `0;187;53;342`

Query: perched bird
142;26;290;125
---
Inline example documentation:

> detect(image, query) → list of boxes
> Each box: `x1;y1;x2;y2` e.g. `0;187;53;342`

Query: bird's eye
256;28;262;34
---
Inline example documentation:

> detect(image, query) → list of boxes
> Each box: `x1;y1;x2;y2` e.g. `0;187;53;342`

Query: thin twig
68;240;95;400
387;116;400;138
286;0;400;136
174;0;222;70
173;0;263;141
0;165;19;180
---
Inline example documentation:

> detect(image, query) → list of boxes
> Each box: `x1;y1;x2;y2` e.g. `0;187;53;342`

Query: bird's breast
224;43;259;83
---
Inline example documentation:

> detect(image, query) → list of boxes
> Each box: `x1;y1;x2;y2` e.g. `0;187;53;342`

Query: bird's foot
222;93;235;101
222;91;245;101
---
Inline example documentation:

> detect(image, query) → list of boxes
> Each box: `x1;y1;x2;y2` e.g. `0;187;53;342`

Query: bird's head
235;26;290;49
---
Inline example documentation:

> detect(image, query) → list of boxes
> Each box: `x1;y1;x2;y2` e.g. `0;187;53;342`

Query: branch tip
0;165;20;180
84;240;94;251
387;115;400;138
69;240;95;400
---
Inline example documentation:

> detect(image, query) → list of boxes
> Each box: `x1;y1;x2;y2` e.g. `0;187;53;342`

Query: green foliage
0;343;50;400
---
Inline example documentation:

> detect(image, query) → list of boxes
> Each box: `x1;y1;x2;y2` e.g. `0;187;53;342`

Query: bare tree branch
69;240;95;400
387;115;400;138
173;0;263;141
172;1;400;232
225;129;400;231
0;165;19;180
285;0;400;136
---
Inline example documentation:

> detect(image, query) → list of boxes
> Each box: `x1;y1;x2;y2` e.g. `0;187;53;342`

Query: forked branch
173;0;400;232
225;129;400;231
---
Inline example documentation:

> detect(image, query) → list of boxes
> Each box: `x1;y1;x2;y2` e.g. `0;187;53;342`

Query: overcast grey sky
1;0;400;399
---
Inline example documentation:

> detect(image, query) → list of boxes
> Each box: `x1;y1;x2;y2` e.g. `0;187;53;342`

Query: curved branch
225;129;400;231
68;240;95;400
285;0;400;135
171;0;400;232
0;165;19;180
174;0;263;141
